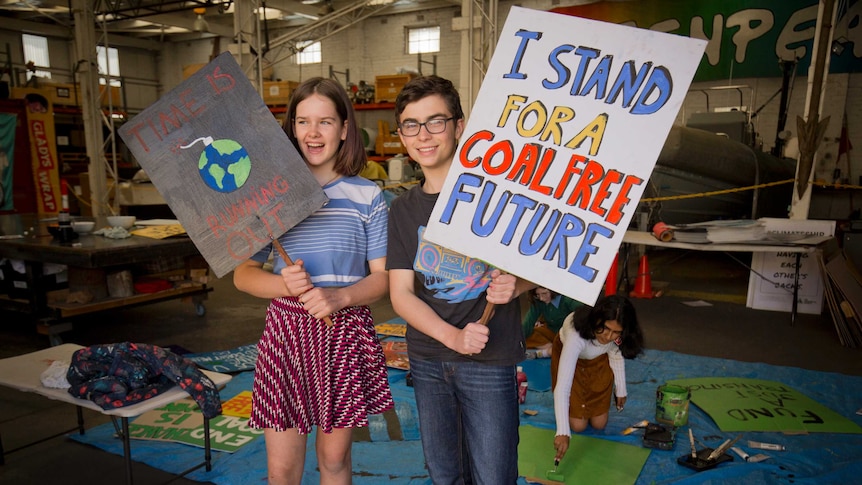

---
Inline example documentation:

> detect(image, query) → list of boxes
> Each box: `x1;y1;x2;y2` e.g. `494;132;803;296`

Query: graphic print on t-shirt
413;226;492;303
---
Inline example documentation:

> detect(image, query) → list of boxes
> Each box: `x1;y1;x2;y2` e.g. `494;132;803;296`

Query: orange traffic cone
605;254;619;296
629;254;656;299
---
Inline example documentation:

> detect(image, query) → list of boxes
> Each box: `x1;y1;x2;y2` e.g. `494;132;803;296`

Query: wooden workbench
0;214;211;342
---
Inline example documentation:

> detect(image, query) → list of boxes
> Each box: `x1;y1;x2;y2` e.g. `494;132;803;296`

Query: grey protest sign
119;52;326;277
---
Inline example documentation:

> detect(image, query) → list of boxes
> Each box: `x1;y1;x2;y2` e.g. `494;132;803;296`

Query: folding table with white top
622;230;832;325
0;343;232;484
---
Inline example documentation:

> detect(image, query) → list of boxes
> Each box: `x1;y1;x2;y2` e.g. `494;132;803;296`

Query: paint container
642;422;676;450
517;366;528;404
748;440;785;451
731;447;771;463
652;221;674;242
656;384;691;427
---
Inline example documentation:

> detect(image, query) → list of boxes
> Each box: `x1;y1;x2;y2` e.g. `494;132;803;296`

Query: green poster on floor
130;398;264;452
667;377;862;433
518;425;650;485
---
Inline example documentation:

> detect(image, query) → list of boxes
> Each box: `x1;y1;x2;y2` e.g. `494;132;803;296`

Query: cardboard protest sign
131;224;186;239
221;390;253;418
423;7;706;304
518;425;650;485
186;343;258;372
746;218;836;314
375;317;407;337
130;398;264;453
119;52;326;278
668;377;862;433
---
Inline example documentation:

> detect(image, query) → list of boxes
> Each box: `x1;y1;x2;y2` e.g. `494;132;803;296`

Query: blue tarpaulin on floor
70;349;862;484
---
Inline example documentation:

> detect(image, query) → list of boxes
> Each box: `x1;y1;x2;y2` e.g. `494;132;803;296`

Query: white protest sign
424;7;707;304
746;218;835;314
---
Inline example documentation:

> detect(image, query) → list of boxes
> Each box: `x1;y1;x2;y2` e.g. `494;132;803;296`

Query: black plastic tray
677;447;733;472
643;425;676;451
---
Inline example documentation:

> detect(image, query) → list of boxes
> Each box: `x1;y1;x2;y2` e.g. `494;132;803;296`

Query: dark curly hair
573;295;644;359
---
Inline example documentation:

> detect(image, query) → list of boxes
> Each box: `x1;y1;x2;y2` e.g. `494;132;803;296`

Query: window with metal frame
295;40;322;65
22;34;51;80
407;26;440;54
97;46;121;87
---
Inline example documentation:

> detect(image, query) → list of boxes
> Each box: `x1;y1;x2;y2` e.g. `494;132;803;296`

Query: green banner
552;0;862;81
0;112;17;211
667;377;862;433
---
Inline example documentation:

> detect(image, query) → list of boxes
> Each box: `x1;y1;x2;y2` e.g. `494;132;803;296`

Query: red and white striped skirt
249;297;393;434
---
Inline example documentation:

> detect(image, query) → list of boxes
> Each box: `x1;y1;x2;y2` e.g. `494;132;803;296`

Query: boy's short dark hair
394;75;464;123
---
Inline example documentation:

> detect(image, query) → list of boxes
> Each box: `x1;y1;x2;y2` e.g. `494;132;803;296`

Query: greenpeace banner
424;7;706;304
119;52;327;278
552;0;862;81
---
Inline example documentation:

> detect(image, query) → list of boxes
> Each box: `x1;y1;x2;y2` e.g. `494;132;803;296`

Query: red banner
15;87;61;216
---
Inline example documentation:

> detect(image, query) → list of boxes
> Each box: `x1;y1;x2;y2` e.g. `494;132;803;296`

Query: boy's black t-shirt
387;183;525;365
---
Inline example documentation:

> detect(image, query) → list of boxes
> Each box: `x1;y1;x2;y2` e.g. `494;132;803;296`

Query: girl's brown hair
283;77;366;176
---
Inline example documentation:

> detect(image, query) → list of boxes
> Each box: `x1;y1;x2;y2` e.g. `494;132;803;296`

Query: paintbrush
546;458;564;482
622;419;649;435
258;215;333;326
706;433;743;461
688;429;697;459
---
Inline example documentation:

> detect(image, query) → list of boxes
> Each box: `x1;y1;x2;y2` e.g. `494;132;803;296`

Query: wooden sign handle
271;238;334;327
477;302;496;326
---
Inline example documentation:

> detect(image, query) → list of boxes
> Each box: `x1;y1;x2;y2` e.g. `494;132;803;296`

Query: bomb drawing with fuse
182;135;252;193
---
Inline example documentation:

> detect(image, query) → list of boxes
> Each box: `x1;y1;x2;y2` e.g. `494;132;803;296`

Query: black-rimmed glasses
398;117;454;137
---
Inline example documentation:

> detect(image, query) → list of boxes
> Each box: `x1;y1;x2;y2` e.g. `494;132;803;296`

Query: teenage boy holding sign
387;75;536;483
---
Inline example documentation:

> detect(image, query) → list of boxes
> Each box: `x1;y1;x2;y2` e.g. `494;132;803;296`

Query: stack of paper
704;220;766;243
672;227;709;243
666;220;768;244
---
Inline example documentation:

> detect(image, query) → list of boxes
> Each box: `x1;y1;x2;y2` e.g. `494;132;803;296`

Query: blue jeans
410;358;520;485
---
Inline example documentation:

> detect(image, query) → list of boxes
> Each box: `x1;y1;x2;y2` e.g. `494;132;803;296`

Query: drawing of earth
197;139;251;193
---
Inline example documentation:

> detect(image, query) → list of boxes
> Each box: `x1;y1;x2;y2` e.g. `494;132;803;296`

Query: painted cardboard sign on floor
668;377;862;433
186;343;258;372
423;7;707;305
130;397;263;453
119;52;328;278
518;425;650;485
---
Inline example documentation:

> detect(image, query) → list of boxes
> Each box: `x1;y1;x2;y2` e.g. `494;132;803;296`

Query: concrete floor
0;248;859;484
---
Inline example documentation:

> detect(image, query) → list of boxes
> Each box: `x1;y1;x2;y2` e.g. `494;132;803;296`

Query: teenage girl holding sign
233;77;392;484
